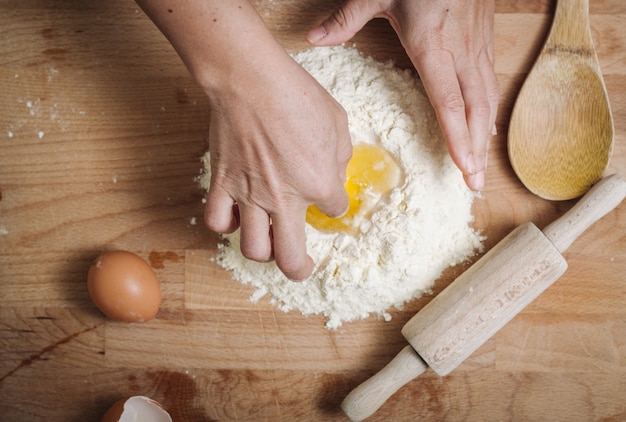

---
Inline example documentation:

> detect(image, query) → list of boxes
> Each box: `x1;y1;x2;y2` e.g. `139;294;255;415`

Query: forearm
136;0;353;280
135;0;287;97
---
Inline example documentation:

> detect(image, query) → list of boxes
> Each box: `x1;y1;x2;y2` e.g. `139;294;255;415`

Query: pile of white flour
200;45;484;329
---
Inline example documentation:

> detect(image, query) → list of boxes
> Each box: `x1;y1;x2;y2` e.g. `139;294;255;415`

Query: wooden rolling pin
342;174;626;421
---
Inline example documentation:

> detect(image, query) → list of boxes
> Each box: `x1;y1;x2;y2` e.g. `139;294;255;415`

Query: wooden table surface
1;1;625;421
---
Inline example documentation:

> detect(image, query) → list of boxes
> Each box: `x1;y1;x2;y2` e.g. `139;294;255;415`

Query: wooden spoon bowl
508;0;614;200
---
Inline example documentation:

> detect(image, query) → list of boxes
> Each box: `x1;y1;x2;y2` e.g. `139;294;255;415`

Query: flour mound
200;45;484;329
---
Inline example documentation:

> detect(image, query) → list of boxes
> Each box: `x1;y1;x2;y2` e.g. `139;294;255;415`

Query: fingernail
306;25;328;44
471;170;485;192
337;201;350;218
465;153;476;175
491;124;498;136
289;256;314;282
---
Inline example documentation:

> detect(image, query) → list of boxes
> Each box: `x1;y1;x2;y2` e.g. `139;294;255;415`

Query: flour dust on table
199;45;484;329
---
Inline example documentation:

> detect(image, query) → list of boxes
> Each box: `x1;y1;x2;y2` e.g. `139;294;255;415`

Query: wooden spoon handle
543;174;626;253
341;345;428;422
548;0;593;51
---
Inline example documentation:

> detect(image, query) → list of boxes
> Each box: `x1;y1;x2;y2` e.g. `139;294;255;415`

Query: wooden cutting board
1;1;625;420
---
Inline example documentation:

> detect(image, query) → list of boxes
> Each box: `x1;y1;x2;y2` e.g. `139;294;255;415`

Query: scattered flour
200;45;484;329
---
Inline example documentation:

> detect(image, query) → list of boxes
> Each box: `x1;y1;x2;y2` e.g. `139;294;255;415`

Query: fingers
205;179;273;263
269;171;348;279
318;138;352;218
415;51;479;187
316;179;350;219
206;184;343;281
238;203;273;263
205;177;317;280
458;40;499;191
413;44;498;193
306;0;383;45
456;63;491;190
205;182;239;234
270;210;315;281
479;45;500;139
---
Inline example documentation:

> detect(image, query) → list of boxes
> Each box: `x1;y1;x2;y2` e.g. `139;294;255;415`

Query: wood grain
507;0;614;200
1;0;625;421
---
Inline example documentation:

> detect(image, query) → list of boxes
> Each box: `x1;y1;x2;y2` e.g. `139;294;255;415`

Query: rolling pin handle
341;345;428;422
543;174;626;253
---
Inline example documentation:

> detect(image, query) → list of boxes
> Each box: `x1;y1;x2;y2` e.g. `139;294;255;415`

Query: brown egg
88;250;161;323
101;396;172;422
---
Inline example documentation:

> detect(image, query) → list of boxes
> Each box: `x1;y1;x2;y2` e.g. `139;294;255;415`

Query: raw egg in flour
307;143;402;233
87;250;161;323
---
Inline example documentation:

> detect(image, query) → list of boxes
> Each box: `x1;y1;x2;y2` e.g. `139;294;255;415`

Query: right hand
204;53;352;281
134;0;351;280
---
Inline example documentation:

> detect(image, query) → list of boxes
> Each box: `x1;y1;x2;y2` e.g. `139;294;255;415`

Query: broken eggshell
102;396;172;422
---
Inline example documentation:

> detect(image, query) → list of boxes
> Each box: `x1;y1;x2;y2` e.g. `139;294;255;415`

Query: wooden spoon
508;0;613;200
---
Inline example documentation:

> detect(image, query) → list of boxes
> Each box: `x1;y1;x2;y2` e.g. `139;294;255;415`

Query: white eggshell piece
119;396;172;422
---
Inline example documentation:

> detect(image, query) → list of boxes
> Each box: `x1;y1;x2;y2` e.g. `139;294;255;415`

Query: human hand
204;53;352;281
306;0;499;191
134;0;351;280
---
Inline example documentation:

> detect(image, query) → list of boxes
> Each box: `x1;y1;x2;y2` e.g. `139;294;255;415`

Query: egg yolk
306;143;402;233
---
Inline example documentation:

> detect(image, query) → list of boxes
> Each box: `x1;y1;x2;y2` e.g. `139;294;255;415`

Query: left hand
306;0;499;191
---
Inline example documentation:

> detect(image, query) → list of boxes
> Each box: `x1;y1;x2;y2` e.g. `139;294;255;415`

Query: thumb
316;179;350;219
306;0;382;46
